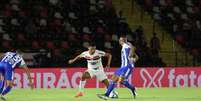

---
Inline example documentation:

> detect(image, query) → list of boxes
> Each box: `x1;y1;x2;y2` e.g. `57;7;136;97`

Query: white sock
78;81;86;92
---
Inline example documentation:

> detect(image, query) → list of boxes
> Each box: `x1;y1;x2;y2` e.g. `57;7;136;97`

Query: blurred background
0;0;201;67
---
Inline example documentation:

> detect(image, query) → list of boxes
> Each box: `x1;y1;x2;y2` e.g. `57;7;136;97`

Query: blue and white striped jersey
1;52;26;68
121;43;134;68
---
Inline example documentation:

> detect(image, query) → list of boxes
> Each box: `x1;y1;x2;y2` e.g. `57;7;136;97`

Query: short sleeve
97;50;106;57
19;59;27;67
4;52;10;56
79;52;86;58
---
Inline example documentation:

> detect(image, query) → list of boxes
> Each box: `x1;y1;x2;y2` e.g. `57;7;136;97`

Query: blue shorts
0;62;13;81
114;65;133;80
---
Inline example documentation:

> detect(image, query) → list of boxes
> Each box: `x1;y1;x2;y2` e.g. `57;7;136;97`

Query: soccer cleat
75;92;83;98
131;89;137;99
97;94;109;100
110;95;118;99
0;96;6;101
109;91;118;99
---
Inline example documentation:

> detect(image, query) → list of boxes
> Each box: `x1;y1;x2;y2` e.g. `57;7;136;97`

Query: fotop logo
140;68;165;88
168;69;201;87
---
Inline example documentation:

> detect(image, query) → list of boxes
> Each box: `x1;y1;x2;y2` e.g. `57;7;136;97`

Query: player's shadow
110;97;135;101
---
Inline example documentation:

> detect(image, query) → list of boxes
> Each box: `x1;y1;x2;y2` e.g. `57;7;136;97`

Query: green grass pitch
5;88;201;101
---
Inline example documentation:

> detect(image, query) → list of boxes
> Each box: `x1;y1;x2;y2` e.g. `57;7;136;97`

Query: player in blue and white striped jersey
97;35;138;100
0;50;34;100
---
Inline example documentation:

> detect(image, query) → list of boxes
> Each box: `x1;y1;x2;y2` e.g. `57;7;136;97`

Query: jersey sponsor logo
89;61;98;65
84;56;100;60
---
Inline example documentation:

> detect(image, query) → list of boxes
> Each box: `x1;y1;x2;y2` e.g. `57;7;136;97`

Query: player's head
88;42;96;54
119;35;127;46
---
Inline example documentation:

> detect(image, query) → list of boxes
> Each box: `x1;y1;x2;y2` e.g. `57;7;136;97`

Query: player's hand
129;57;136;62
105;65;110;71
68;59;74;64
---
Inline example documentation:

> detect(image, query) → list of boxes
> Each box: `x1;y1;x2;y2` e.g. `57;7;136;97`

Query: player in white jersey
98;35;139;100
0;50;34;100
68;42;113;98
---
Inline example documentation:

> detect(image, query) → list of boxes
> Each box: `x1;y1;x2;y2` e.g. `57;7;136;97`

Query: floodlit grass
5;88;201;101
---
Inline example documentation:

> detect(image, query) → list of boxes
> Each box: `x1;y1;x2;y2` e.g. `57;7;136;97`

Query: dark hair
119;34;127;38
88;42;96;47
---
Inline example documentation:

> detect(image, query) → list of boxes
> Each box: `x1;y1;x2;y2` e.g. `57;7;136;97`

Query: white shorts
86;69;107;81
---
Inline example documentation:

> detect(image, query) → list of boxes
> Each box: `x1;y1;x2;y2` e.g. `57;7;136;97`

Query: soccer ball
109;90;118;98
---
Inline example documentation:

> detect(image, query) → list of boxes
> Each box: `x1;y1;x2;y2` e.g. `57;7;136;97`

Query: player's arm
131;46;139;62
68;53;83;64
23;66;34;89
129;43;139;62
20;61;34;89
18;58;34;89
104;53;112;68
98;50;112;68
132;52;139;62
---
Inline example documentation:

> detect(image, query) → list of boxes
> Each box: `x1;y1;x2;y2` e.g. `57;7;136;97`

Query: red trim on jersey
83;56;100;60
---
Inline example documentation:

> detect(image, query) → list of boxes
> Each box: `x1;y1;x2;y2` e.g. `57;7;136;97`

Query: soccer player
0;50;34;100
97;35;138;100
68;42;112;98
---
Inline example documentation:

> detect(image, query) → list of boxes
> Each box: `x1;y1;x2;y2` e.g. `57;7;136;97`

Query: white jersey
80;50;106;70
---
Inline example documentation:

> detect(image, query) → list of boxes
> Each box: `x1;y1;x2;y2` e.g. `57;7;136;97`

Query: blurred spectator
83;26;92;34
112;34;118;42
0;0;167;67
0;19;5;26
49;0;59;6
2;33;12;41
150;32;160;54
136;0;201;64
104;42;113;49
0;27;5;33
33;49;50;67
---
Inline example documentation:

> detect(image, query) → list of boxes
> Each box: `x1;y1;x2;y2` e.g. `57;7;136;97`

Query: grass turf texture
5;88;201;101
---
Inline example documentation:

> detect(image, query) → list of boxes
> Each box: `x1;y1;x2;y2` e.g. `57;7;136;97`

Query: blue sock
121;80;135;91
2;86;12;95
105;81;116;96
0;81;4;93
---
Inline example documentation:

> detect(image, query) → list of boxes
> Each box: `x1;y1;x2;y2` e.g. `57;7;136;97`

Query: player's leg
97;70;118;98
104;75;119;97
97;70;109;88
75;71;92;97
119;67;136;98
0;63;6;101
98;67;136;100
1;80;13;96
98;67;124;100
101;79;119;99
121;79;136;98
101;79;109;88
1;69;13;96
98;70;118;96
97;74;120;100
0;74;5;93
0;63;5;92
78;71;91;92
